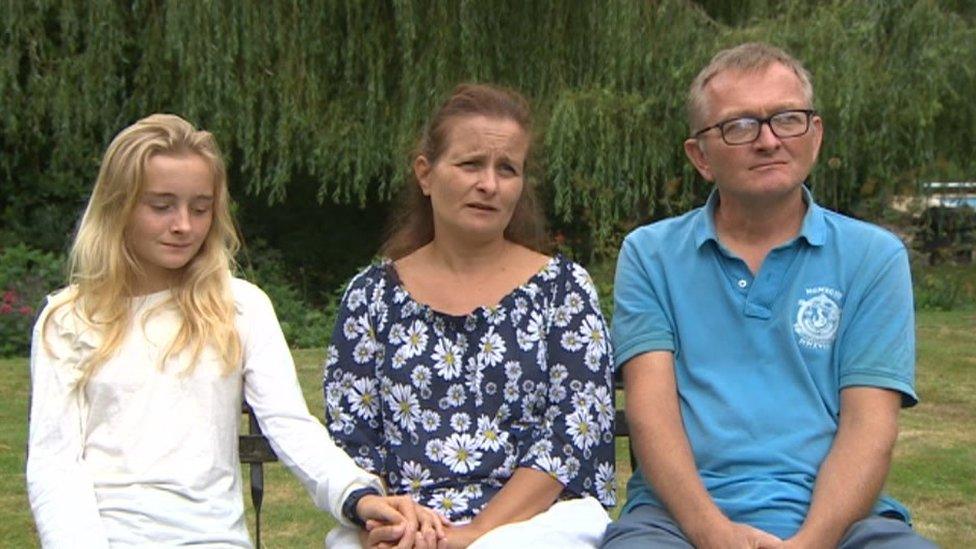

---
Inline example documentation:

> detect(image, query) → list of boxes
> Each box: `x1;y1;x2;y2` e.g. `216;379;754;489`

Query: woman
324;84;616;549
27;114;443;548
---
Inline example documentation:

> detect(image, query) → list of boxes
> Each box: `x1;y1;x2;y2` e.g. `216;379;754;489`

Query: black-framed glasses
693;109;817;145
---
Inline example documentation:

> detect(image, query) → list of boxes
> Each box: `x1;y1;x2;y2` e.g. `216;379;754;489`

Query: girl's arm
26;298;110;548
236;280;385;526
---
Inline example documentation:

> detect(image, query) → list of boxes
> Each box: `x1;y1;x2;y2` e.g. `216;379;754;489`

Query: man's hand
357;494;449;549
693;518;782;549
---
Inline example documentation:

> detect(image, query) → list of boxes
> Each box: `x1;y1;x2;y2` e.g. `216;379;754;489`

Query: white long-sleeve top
27;278;381;548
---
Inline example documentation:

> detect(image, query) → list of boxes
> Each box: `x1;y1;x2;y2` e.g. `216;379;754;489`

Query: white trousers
325;496;610;549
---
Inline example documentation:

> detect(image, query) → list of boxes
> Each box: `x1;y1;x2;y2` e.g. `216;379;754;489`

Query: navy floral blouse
323;255;616;521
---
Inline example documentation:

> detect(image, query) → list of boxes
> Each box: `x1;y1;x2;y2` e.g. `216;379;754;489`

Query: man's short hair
687;42;815;133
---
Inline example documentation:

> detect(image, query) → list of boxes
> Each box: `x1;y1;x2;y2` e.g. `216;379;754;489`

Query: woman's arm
26;299;110;548
438;467;562;548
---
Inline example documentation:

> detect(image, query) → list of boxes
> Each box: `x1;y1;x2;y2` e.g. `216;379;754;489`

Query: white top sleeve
26;295;110;549
236;280;384;526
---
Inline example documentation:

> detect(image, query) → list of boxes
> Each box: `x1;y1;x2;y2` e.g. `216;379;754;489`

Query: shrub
240;240;335;349
0;245;66;357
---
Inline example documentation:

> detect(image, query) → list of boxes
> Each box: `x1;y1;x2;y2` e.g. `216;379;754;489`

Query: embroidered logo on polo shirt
794;287;843;349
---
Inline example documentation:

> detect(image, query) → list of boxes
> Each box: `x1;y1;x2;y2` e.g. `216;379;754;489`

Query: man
602;43;935;548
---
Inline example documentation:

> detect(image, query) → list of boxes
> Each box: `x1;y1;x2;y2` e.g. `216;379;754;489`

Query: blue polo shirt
612;188;917;538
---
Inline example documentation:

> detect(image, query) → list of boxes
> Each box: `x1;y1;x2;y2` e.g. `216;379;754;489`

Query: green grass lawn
3;311;973;547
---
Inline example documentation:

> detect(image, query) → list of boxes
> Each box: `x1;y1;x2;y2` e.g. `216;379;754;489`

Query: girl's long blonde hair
46;114;242;381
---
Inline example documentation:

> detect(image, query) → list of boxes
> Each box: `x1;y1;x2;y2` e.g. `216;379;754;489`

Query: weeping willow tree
2;0;974;260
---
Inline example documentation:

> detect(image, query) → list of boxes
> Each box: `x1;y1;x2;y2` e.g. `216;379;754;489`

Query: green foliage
912;263;976;311
240;240;335;349
0;245;65;357
3;0;975;264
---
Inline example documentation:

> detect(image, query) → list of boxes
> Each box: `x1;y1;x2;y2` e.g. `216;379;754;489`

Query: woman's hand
358;495;449;549
434;523;484;549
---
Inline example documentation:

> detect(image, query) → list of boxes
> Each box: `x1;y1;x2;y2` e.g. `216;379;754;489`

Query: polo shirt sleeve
611;235;676;370
836;245;918;407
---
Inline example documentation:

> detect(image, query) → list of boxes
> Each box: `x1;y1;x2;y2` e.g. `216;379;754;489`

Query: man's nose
753;120;782;149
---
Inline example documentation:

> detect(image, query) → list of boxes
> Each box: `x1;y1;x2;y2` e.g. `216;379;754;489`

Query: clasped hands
357;494;483;549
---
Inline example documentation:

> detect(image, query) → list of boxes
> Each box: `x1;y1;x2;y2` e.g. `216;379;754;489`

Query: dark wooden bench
240;379;632;547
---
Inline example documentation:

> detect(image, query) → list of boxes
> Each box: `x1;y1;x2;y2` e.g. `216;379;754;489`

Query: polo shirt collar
693;185;827;249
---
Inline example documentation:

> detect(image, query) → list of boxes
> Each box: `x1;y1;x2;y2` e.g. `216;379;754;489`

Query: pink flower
19;306;33;316
2;290;15;304
0;303;12;314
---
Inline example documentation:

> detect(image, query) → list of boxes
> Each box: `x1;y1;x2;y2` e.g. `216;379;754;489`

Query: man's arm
623;351;781;548
785;386;901;548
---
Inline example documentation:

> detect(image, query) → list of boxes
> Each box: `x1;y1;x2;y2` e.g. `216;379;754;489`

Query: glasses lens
721;118;759;145
770;111;809;137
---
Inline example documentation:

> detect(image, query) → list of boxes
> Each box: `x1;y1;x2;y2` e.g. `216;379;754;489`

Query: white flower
352;456;374;471
348;377;379;420
584;350;603;372
566;408;599;451
552;305;571;328
403;319;429;358
475;415;507;452
560;330;584;352
592;385;614;431
343;315;364;340
388;383;420;430
503;380;520;402
504;361;522;379
477;327;506;367
563;291;585;314
550;363;569;383
411;365;432;391
484;305;506;325
429;488;468;516
323;345;339;368
420;410;441;432
371;277;387;303
570;390;591;412
353;336;376;364
400;461;432;493
548;384;567;402
571;264;599;301
432;338;462;380
425;439;445;461
388;323;406;344
595;461;616;505
579;314;607;357
450;412;471;432
347;288;367;311
536;454;570;485
445;383;467;407
443;433;483;474
524;311;545;344
392;285;409;304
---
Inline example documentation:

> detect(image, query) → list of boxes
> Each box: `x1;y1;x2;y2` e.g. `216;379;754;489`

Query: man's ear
683;138;714;182
811;114;824;161
413;155;432;196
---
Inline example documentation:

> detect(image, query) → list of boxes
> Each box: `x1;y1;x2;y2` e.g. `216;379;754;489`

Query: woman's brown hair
380;83;549;259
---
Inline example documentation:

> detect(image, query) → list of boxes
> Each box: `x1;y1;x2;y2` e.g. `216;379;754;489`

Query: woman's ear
413;155;432;196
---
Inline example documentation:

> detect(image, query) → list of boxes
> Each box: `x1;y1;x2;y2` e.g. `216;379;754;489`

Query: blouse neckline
381;254;562;321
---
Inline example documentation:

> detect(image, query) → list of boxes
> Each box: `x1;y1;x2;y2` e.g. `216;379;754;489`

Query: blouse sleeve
519;261;617;507
237;280;383;527
322;268;387;478
26;296;111;548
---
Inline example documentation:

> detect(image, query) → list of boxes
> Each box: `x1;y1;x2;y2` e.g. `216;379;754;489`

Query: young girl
27;114;442;548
